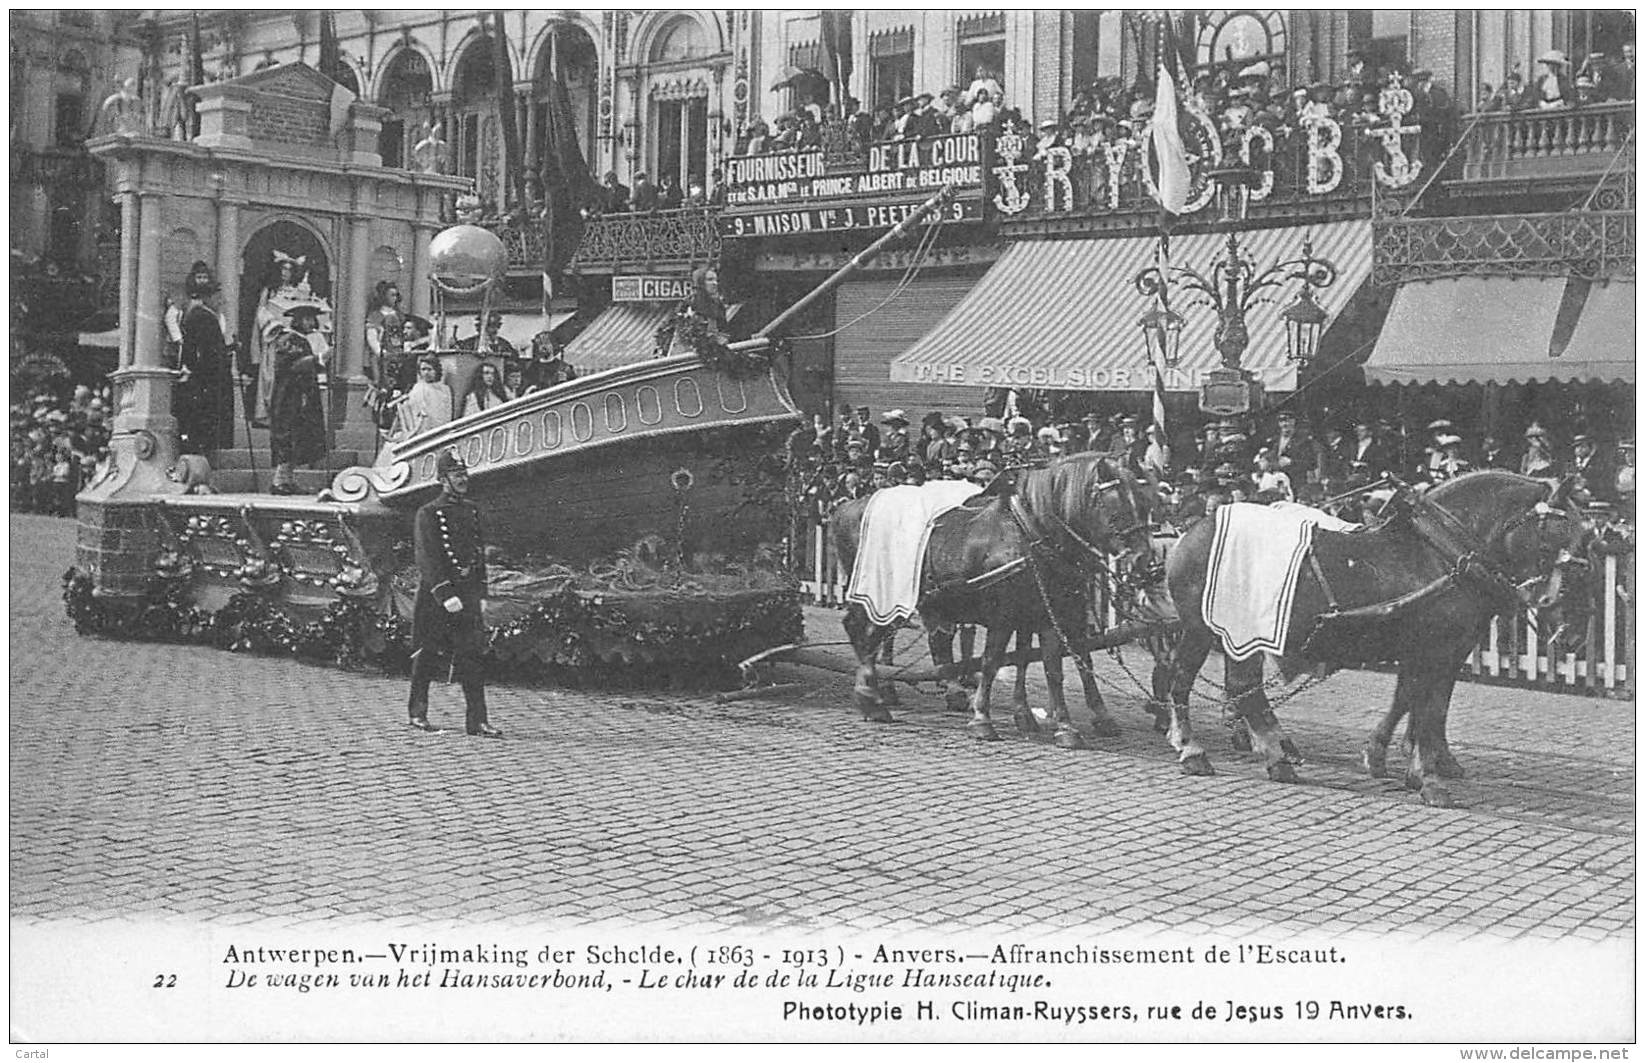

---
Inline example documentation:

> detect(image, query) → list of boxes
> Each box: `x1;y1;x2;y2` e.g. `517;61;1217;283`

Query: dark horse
1160;471;1593;806
831;454;1152;747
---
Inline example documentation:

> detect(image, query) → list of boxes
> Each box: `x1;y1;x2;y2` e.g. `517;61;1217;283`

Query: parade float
65;65;956;684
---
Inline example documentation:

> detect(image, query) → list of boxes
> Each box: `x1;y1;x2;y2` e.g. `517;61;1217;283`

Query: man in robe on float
267;304;329;495
251;250;332;427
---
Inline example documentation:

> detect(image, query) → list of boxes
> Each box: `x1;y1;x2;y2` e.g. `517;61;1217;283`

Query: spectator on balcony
602;171;630;214
657;174;683;210
933;86;963;132
796;109;823;149
741;117;770;155
1573;74;1602;107
966;64;1005;113
969;87;1000;130
1612;44;1635;100
685;180;707;208
843;97;874;146
631;171;658;212
707;167;727;207
1526;50;1572;110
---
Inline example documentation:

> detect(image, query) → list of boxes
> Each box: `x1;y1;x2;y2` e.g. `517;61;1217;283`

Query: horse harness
1301;484;1583;656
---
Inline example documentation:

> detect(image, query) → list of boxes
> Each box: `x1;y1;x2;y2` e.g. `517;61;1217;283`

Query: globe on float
428;224;507;295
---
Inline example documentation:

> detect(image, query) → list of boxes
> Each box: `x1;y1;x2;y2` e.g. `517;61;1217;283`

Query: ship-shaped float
70;187;956;680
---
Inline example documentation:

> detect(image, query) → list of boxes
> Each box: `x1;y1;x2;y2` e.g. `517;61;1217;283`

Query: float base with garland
65;200;954;686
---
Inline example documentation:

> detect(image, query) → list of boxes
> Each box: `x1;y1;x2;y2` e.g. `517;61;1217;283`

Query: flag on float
1151;63;1192;216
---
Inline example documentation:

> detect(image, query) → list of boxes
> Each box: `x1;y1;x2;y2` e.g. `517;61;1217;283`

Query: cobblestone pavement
10;514;1635;940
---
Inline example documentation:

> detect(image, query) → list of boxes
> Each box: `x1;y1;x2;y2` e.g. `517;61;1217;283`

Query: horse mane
1016;452;1131;538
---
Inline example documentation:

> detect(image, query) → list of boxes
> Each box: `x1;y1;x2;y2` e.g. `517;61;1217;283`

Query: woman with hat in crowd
268;303;329;495
877;409;911;463
1521;423;1562;480
1527;50;1572;109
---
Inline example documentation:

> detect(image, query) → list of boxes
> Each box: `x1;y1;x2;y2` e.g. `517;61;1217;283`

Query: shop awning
562;304;673;372
1364;276;1635;385
888;220;1373;392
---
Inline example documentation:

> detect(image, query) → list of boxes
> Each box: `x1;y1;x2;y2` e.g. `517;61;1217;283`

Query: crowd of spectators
1477;44;1635;112
789;399;1635;532
10;383;113;516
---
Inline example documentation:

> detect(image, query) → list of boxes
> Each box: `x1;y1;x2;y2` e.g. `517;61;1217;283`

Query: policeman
408;449;503;738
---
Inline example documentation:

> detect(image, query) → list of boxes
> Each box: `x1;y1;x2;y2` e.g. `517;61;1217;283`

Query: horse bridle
1411;485;1589;610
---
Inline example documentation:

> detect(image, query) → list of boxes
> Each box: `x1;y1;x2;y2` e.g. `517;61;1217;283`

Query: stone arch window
54;49;90;147
1196;10;1287;74
532;24;600;181
651;17;710;64
451;35;502;201
377;47;433;168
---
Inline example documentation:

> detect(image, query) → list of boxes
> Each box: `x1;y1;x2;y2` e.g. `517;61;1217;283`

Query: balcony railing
1373;209;1636;286
567;207;722;272
476;216;546;273
1459;101;1634;183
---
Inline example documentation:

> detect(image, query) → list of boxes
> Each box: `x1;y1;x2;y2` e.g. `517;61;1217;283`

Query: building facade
13;9;1636;441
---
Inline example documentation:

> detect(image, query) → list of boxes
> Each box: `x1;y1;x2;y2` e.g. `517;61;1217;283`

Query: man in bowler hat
408;449;503;737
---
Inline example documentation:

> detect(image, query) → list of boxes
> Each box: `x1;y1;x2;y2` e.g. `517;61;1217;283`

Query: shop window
377;47;432;169
1366;10;1412;75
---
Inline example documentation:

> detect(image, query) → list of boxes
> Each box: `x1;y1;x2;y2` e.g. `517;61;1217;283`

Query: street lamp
1136;303;1184;369
1133;226;1338;415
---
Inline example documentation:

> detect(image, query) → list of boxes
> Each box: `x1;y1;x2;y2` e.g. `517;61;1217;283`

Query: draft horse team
829;457;1596;807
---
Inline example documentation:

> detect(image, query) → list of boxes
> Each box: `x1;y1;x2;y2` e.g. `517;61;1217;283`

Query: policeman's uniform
408;451;499;736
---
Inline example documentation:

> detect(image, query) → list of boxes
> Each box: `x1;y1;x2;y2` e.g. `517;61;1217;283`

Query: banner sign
612;275;692;302
720;133;986;236
720;196;981;238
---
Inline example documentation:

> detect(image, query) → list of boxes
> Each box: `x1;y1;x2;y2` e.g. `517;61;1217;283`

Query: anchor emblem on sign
1368;75;1424;188
991;128;1032;214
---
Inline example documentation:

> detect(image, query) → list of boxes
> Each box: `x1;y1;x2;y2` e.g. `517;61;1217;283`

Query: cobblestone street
11;513;1634;942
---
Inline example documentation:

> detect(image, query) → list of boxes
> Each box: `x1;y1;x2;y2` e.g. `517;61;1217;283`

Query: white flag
1152;65;1192;215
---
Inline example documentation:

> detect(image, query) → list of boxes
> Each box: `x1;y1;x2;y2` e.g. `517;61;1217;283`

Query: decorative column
410;219;436;317
336;210;376;453
117;189;139;369
214;194;250;448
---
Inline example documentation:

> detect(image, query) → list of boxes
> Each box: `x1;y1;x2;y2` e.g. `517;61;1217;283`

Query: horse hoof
1012;710;1040;735
1279;738;1305;765
853;689;893;723
860;705;894;724
878;683;901;707
1180;753;1215;776
1090;715;1123;739
1268;761;1299;784
1403;771;1424;793
1230;723;1253;753
1053;726;1088;751
1419;782;1454;808
1434;751;1466;780
1363;745;1388;778
945;689;971;715
968;719;1001;742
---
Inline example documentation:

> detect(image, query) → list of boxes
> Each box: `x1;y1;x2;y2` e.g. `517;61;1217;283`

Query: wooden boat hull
328;350;800;563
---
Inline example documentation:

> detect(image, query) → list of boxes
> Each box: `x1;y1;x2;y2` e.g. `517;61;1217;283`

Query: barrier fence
793;518;1635;699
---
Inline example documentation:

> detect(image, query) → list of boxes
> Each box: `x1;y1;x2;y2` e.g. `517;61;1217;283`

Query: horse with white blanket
1159;471;1595;805
830;454;1152;747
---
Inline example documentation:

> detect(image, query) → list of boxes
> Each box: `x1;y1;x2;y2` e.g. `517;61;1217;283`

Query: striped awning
1365;276;1635;385
888;220;1373;392
561;304;673;373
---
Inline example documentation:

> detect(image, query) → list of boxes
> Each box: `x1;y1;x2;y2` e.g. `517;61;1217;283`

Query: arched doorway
376;48;434;170
531;23;599;176
238;220;331;422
